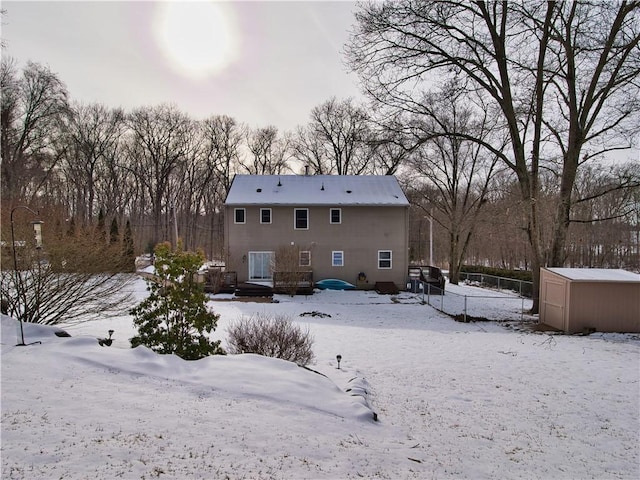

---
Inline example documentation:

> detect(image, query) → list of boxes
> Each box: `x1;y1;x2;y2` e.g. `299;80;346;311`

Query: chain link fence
415;280;534;322
458;272;533;298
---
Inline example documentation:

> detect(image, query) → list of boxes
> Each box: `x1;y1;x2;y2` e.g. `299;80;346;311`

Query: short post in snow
336;354;342;369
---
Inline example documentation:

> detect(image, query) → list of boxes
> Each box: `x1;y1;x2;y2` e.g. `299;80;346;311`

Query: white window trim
299;250;311;267
248;251;274;281
330;208;342;224
332;250;344;267
234;208;246;224
260;208;272;224
378;250;392;269
294;208;309;230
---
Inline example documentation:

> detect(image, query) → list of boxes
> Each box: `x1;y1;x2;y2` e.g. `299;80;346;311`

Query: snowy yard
2;277;639;479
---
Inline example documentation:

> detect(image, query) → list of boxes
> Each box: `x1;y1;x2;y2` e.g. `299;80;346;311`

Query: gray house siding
224;175;410;289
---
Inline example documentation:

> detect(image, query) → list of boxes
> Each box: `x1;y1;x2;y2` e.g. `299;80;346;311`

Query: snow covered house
539;268;640;333
224;174;410;290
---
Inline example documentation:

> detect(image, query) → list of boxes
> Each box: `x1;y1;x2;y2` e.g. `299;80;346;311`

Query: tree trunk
448;231;460;285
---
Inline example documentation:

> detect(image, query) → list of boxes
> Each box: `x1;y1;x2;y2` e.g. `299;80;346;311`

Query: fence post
463;295;467;322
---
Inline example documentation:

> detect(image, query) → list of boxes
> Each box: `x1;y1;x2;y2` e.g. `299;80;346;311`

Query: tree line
2;1;639;314
1;58;400;261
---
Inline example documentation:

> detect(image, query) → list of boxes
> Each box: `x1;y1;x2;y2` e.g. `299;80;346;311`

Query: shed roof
225;175;409;206
545;268;640;282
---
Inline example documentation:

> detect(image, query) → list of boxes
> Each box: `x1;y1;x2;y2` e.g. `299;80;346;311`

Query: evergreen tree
96;208;106;243
130;242;225;360
109;217;119;245
122;219;135;272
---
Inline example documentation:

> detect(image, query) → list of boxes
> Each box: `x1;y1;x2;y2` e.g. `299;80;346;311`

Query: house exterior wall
539;268;640;333
224;203;409;288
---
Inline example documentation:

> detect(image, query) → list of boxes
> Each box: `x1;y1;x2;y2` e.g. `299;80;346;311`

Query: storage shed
539;268;640;333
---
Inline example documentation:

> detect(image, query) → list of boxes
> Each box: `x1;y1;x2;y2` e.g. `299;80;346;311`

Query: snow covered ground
2;276;639;479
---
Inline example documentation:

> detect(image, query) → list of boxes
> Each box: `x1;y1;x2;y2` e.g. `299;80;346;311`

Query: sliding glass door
248;251;274;281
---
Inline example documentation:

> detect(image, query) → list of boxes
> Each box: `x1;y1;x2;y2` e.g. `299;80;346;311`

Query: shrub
226;313;315;365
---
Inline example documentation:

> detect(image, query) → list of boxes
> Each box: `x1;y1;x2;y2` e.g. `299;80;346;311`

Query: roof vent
321;183;325;191
256;188;262;193
346;190;352;194
277;178;282;187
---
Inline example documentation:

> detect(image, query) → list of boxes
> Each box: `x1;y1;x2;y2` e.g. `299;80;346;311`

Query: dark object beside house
375;281;400;295
408;266;445;294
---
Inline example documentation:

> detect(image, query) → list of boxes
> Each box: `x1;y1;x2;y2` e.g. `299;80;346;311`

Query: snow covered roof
224;175;409;206
546;268;640;282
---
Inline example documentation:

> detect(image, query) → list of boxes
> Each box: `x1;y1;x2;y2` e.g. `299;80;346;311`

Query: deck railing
273;271;314;295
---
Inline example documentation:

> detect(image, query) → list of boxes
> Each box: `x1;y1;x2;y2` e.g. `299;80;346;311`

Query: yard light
10;206;44;346
336;354;342;369
32;220;44;249
98;330;115;347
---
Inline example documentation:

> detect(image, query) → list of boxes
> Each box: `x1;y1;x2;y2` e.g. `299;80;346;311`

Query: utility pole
429;209;433;266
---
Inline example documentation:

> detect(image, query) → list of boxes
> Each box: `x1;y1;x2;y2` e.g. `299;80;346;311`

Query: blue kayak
316;279;356;290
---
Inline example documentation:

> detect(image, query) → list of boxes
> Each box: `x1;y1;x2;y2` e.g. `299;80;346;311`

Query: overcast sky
2;1;363;132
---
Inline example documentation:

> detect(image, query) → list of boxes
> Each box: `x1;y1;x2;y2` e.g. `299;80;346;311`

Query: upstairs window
332;251;344;267
299;251;311;267
294;208;309;230
260;208;272;224
234;208;246;224
330;208;341;224
378;250;392;269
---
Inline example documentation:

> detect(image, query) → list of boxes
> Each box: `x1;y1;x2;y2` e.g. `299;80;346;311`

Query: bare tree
568;161;640;268
124;104;193;248
293;97;375;175
347;0;640;311
200;114;245;195
198;115;246;258
403;91;502;283
61;102;125;225
242;125;291;175
273;244;313;296
1;59;70;205
0;206;135;326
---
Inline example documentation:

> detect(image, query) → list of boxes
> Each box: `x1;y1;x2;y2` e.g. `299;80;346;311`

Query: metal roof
546;268;640;282
224;175;409;206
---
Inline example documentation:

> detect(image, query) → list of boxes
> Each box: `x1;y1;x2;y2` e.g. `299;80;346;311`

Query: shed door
249;251;273;281
542;278;566;331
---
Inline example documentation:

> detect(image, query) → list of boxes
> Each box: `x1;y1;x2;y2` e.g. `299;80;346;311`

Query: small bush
226;313;315;365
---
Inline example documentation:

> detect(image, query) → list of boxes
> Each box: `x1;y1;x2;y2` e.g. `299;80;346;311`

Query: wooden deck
234;283;274;297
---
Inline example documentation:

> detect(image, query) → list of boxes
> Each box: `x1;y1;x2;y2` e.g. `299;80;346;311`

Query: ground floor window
378;250;392;269
332;251;344;267
249;251;274;280
299;250;311;267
